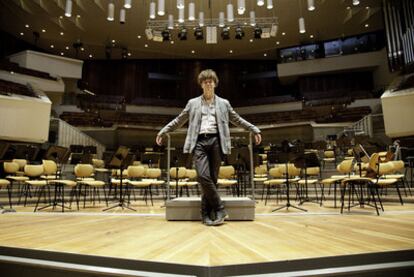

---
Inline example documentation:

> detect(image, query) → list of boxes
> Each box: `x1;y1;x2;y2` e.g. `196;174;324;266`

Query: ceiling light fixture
107;1;115;21
353;0;360;6
298;0;306;34
235;26;245;39
42;29;46;32
20;32;24;36
199;11;205;27
257;0;264;7
124;0;131;9
227;3;234;22
60;32;64;35
50;44;54;48
65;0;72;17
219;12;225;27
250;11;256;26
238;0;245;15
120;9;126;24
189;2;195;21
89;54;93;58
158;0;165;16
194;27;203;40
177;0;184;9
25;24;29;28
307;0;315;11
267;0;273;9
178;7;184;23
168;14;174;29
221;27;230;40
149;2;156;19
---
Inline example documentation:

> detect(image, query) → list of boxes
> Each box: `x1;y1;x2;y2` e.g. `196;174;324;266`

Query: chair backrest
12;159;27;170
92;159;105;168
42;160;57;175
378;162;395;176
4;161;19;174
170;167;186;179
306;167;320;176
74;164;94;178
218;166;235;179
268;167;283;178
390;160;404;172
369;153;380;173
337;159;353;174
255;165;267;175
24;164;44;178
146;168;162;179
127;165;145;178
324;150;335;158
347;149;354;156
185;169;197;179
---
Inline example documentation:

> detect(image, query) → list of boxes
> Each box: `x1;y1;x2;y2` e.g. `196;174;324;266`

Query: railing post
248;132;255;201
166;134;171;201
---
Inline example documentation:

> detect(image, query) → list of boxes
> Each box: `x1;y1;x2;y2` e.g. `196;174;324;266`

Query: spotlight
194;27;203;40
235;26;244;39
178;27;187;40
254;27;262;39
221;27;230;40
162;29;171;41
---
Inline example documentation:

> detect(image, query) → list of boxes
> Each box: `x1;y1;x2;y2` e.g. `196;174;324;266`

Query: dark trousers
193;135;224;217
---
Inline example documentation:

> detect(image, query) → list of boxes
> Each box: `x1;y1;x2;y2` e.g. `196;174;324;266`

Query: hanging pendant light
158;0;165;16
307;0;315;11
124;0;132;9
177;0;184;9
178;7;184;23
267;0;273;9
257;0;264;7
199;11;204;27
219;12;225;27
149;2;156;19
189;2;195;21
120;9;126;24
299;17;306;33
65;0;72;17
227;3;234;22
107;1;115;21
237;0;245;15
352;0;360;6
250;11;256;26
168;14;174;29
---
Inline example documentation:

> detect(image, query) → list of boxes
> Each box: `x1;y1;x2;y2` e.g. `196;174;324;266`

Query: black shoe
202;216;214;226
212;210;228;226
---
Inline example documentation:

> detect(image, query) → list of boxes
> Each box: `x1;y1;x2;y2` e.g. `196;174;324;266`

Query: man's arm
226;100;262;145
156;101;191;145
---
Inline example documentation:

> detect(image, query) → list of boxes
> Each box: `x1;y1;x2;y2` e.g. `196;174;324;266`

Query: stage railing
165;131;255;202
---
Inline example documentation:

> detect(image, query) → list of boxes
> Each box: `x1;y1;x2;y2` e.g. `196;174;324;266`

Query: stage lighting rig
178;27;188;40
221;27;230;40
194;27;203;40
235;26;244;39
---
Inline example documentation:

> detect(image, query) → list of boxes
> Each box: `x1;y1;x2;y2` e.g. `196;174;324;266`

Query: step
165;196;255;221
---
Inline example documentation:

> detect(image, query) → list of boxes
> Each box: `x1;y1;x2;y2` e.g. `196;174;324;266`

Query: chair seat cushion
83;180;106;186
26;180;48;186
375;178;398;186
264;179;285;186
7;176;29;181
254;177;268;182
129;180;151;187
217;179;237;186
0;179;10;187
298;179;319;185
52;180;77;187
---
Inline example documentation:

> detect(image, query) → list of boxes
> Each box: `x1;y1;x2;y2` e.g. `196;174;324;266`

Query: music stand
170;153;188;198
294;152;320;205
103;146;134;211
271;142;307;212
353;144;370;176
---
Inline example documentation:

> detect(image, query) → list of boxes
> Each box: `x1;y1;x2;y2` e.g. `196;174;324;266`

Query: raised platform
165;197;255;221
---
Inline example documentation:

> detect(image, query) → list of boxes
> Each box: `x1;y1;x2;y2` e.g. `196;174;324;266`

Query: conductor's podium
165;197;255;221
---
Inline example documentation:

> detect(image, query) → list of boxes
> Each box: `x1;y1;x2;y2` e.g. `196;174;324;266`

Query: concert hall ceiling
0;0;383;59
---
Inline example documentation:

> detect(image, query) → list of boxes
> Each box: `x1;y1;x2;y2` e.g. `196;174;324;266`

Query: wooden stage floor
1;200;414;268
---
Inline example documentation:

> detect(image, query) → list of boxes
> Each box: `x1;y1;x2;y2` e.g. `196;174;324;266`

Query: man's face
201;78;215;93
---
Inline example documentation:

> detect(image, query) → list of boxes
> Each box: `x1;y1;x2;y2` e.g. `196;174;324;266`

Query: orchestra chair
0;178;12;208
23;164;49;212
4;161;29;207
184;169;199;196
169;167;187;197
146;168;166;201
12;159;27;176
383;160;412;197
75;164;108;208
217;165;238;196
322;150;336;168
297;166;321;202
262;166;285;205
254;165;268;200
127;165;153;205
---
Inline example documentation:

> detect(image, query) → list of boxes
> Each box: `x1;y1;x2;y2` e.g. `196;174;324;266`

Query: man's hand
255;133;262;145
156;135;163;146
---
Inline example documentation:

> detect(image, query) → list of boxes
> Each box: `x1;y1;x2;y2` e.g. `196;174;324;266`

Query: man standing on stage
156;69;261;226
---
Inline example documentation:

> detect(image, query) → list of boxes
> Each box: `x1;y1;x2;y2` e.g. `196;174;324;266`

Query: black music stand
272;142;307;212
353;144;370;177
103;146;134;211
294;152;321;205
